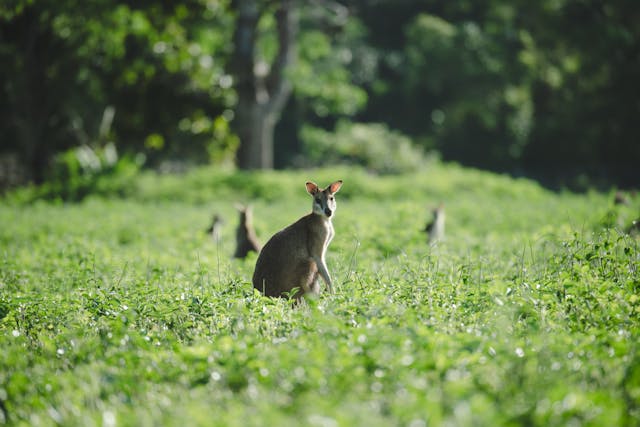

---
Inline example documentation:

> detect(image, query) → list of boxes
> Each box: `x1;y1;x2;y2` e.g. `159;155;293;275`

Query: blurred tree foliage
1;0;638;190
300;120;427;174
0;0;238;185
351;0;640;188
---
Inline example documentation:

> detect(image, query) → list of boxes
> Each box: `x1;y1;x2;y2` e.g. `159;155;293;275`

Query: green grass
1;164;639;426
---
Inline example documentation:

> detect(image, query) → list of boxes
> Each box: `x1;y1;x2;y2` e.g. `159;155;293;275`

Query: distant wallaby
628;218;640;236
423;203;445;244
206;213;224;243
234;205;262;259
252;180;343;299
614;191;630;206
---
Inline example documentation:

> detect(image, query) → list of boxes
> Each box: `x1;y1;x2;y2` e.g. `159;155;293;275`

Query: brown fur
252;180;342;300
206;213;224;243
423;203;445;244
234;205;262;258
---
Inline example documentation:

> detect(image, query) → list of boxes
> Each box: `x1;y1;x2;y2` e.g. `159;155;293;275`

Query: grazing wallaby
614;191;630;206
423;203;445;244
252;180;343;299
206;213;224;243
628;218;640;236
234;205;262;259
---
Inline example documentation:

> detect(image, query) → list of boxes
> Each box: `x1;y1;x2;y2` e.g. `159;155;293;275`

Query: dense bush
300;121;430;174
13;143;141;202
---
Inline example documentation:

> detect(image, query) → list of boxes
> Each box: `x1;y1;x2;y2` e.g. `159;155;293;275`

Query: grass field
1;164;639;426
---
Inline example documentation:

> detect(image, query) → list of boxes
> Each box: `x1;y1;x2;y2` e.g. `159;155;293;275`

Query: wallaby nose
325;208;332;217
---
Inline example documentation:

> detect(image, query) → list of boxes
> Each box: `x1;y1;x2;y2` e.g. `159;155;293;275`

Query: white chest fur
321;218;334;254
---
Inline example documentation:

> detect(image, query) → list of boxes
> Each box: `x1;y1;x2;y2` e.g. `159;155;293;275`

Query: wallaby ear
306;181;319;195
328;180;343;194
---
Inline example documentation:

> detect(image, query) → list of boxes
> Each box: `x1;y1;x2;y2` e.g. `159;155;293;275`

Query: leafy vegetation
300;121;429;174
1;164;639;426
2;1;639;188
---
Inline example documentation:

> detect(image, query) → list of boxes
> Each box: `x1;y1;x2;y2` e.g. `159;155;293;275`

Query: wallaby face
307;180;341;218
252;180;343;300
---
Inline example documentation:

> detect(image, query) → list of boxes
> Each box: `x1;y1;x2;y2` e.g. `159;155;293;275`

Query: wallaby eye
315;198;321;204
329;196;334;201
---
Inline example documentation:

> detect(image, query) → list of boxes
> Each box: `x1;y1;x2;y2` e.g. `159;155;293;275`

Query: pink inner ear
306;182;318;194
329;180;343;193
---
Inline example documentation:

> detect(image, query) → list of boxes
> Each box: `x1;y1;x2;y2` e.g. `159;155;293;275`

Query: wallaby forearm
314;256;333;292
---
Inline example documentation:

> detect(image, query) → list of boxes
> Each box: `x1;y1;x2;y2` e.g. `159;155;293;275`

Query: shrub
39;143;141;201
300;121;430;174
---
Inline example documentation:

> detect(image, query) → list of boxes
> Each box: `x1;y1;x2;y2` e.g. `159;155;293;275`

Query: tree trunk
16;9;51;184
231;0;296;170
234;96;277;170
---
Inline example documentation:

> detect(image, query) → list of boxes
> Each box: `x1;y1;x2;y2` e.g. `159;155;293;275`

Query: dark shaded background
1;0;638;193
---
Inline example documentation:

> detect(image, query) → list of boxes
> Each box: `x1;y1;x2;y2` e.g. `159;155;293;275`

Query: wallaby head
252;180;343;300
236;204;252;226
306;180;342;218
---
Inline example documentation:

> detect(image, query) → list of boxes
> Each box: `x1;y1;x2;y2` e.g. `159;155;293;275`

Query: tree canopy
1;0;638;191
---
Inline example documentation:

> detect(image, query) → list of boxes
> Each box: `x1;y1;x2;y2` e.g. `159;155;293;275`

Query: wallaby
234;205;262;259
423;203;445;244
206;213;224;243
614;191;630;206
252;180;343;299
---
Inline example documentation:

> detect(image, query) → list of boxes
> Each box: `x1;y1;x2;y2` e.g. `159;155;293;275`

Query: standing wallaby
614;191;630;206
252;180;343;299
423;203;445;244
206;213;224;243
628;217;640;236
234;205;262;259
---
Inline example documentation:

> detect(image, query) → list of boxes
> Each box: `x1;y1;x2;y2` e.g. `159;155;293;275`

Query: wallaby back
252;180;342;299
234;205;262;258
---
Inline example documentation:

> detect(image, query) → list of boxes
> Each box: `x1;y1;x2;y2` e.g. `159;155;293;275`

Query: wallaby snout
252;180;343;300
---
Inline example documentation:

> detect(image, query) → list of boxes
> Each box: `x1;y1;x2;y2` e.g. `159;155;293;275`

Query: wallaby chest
306;215;334;254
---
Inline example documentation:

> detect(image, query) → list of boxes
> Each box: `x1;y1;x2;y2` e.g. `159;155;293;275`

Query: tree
230;0;297;170
0;1;236;186
0;2;80;184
